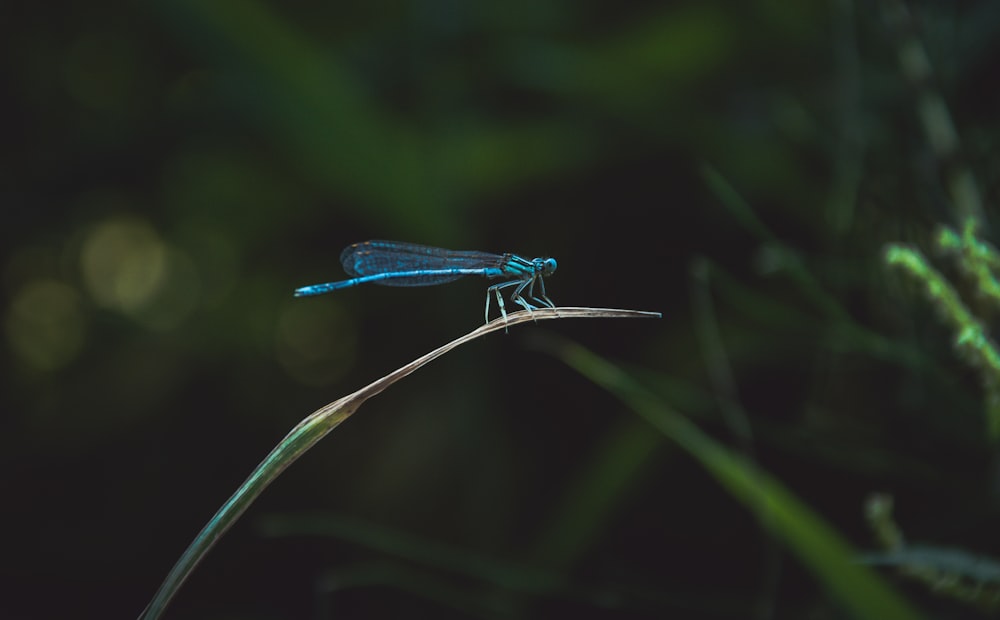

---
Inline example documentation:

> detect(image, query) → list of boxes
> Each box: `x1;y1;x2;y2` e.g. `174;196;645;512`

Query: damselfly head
537;257;557;276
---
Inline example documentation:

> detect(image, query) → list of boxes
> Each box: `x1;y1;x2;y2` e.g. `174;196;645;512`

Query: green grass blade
549;338;926;620
138;307;659;619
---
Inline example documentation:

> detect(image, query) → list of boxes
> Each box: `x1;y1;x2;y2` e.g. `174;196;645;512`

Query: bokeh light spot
80;216;168;312
6;280;86;371
131;247;202;331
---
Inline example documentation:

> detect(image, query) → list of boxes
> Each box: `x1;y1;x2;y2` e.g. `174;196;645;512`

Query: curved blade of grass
138;307;660;619
546;337;925;620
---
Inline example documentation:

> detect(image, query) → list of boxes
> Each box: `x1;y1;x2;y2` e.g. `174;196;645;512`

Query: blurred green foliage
4;0;1000;618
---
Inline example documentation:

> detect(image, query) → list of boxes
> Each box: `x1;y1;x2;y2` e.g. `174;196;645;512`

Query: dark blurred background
4;0;1000;618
